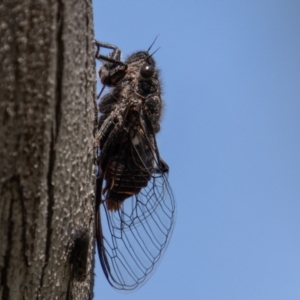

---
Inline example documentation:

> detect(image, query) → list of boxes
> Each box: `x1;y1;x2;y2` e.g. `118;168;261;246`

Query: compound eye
140;64;155;78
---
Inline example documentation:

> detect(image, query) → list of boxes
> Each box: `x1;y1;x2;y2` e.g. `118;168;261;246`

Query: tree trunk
0;1;95;299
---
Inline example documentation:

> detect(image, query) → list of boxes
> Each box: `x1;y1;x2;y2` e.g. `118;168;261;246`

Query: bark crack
40;0;64;289
1;180;15;300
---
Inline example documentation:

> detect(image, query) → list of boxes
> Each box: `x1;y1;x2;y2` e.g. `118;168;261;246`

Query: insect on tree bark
94;39;176;291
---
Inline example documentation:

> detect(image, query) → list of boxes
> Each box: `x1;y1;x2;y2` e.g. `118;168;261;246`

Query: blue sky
93;1;300;299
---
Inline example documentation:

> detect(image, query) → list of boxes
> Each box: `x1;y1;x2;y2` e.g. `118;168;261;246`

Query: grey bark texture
0;1;95;299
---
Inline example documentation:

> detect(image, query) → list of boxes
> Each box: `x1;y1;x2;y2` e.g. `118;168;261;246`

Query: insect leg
97;121;121;170
94;40;125;66
94;114;116;147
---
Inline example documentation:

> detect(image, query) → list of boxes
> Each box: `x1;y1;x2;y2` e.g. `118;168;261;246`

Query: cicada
94;39;176;291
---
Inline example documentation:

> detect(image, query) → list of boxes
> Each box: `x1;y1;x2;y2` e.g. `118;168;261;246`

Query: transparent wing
95;127;176;291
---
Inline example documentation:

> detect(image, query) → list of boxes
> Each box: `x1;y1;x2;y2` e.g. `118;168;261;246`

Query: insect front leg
94;40;128;86
94;40;122;62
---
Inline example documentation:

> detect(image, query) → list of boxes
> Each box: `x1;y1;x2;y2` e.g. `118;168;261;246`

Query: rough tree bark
0;1;95;299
